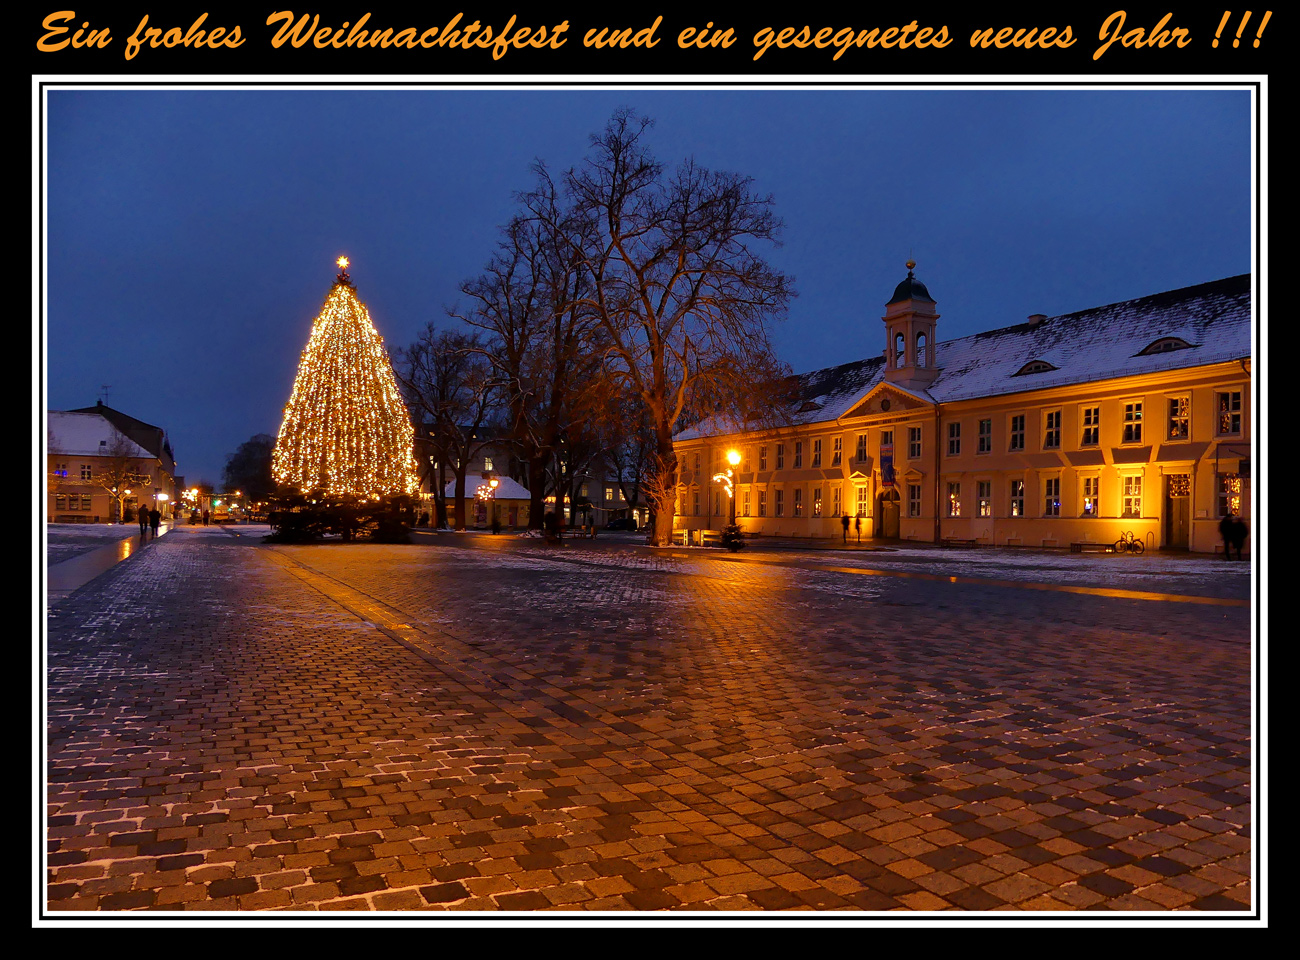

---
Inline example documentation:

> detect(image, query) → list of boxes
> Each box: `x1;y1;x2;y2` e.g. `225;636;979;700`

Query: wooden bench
699;529;722;547
940;537;978;547
1070;541;1113;553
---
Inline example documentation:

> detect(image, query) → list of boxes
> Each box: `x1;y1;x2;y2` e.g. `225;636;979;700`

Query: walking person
138;503;149;537
149;506;161;538
1218;512;1235;560
854;514;862;545
1230;514;1248;561
202;509;210;526
841;513;850;544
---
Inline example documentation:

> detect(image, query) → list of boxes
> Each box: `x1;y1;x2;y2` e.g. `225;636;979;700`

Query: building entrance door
877;489;900;538
1164;474;1190;549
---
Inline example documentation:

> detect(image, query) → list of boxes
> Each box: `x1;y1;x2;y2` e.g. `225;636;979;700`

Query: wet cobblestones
44;526;1253;914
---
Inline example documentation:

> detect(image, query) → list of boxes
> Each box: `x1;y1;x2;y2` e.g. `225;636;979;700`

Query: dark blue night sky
44;87;1251;484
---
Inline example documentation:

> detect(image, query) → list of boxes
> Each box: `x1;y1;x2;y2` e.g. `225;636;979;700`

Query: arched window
1014;359;1058;376
894;332;906;367
916;332;927;367
1137;337;1194;356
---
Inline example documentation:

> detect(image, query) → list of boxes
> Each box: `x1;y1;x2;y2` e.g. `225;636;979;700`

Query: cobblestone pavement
44;526;1254;914
46;523;149;566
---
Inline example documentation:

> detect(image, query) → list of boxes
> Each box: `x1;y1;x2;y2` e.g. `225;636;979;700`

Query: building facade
673;267;1251;554
47;402;179;523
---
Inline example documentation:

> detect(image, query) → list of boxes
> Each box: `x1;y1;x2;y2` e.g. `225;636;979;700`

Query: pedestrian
854;514;862;545
841;513;849;544
202;509;210;526
149;506;161;537
1218;512;1235;560
138;503;149;536
1230;515;1247;561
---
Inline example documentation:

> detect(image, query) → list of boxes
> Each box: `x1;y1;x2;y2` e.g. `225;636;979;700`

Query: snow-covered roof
677;275;1250;441
47;411;154;459
444;474;531;500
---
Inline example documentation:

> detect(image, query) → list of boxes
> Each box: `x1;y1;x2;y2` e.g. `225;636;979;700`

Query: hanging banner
880;442;895;488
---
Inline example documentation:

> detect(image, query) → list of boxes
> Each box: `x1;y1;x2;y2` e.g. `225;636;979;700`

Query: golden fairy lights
272;259;419;499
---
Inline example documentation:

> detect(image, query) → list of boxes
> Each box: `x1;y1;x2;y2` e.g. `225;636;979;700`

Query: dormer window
797;400;822;414
1014;360;1058;376
1138;337;1194;355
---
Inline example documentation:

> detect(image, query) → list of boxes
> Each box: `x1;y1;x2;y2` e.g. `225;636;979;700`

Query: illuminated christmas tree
272;257;419;500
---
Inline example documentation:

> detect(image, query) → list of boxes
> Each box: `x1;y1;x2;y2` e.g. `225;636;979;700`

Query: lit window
812;488;822;517
977;481;992;517
1122;476;1142;518
947;422;961;456
1081;477;1099;517
1043;477;1060;516
978;419;992;454
1009;416;1025;451
484;457;494;472
1010;480;1025;517
1123;402;1143;444
604;486;613;501
1216;391;1242;435
1168;397;1190;440
793;488;803;517
1044;411;1061;449
947;482;961;517
1081;406;1100;446
1218;474;1243;516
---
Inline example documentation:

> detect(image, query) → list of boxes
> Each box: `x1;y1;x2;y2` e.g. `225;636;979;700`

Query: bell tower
882;260;940;388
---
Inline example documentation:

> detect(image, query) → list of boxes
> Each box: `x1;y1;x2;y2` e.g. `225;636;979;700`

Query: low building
47;401;179;523
673;266;1251;554
443;474;531;529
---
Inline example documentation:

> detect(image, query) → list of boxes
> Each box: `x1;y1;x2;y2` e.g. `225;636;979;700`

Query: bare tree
397;326;503;530
90;431;152;522
556;110;794;544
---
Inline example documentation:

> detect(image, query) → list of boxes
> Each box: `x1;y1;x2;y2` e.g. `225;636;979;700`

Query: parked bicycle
1113;530;1145;554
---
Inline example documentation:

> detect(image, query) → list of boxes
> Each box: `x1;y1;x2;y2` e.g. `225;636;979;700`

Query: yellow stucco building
673;266;1251;554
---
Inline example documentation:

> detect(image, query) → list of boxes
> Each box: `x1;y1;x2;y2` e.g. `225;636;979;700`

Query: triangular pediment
841;382;935;421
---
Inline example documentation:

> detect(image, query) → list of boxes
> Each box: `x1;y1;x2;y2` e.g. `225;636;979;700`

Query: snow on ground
45;523;145;565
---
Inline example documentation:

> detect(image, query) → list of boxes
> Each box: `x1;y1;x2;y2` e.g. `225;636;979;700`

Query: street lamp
713;448;744;551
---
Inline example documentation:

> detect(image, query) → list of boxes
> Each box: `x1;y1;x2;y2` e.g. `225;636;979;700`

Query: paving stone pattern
46;527;1252;913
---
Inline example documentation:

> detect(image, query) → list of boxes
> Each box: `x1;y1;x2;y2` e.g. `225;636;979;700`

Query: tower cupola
883;259;940;387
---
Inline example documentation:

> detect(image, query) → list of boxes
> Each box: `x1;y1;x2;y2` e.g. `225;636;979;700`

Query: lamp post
713;449;744;551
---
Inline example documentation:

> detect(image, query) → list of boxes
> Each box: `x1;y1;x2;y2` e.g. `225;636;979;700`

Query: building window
1081;406;1100;446
693;489;700;516
908;426;922;459
602;485;612;502
855;434;868;462
880;430;893;448
908;484;922;518
792;488;803;517
759;446;767;471
811;439;821;468
758;490;767;517
1081;476;1099;517
947;482;961;517
484;457;494;472
741;489;751;517
1044;411;1061;449
619;489;626;502
1168;397;1190;440
794;441;803;469
978;419;992;454
776;444;785;470
832;486;842;517
694;452;701;473
55;494;67;510
775;489;785;517
1122;402;1143;444
1009;415;1025;451
832;437;842;466
1122;476;1142;518
80;464;93;480
714;489;722;516
947;422;961;457
1043;477;1060;516
54;462;68;478
1218;474;1243;516
812;488;822;518
857;485;870;517
977;481;992;517
1010;480;1025;517
1216;391;1242;435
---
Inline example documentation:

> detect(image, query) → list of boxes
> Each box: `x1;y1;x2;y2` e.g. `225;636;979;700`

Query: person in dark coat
202;509;210;526
138;503;149;536
841;513;850;544
149;507;161;537
1218;513;1235;559
1229;515;1247;561
854;514;862;544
